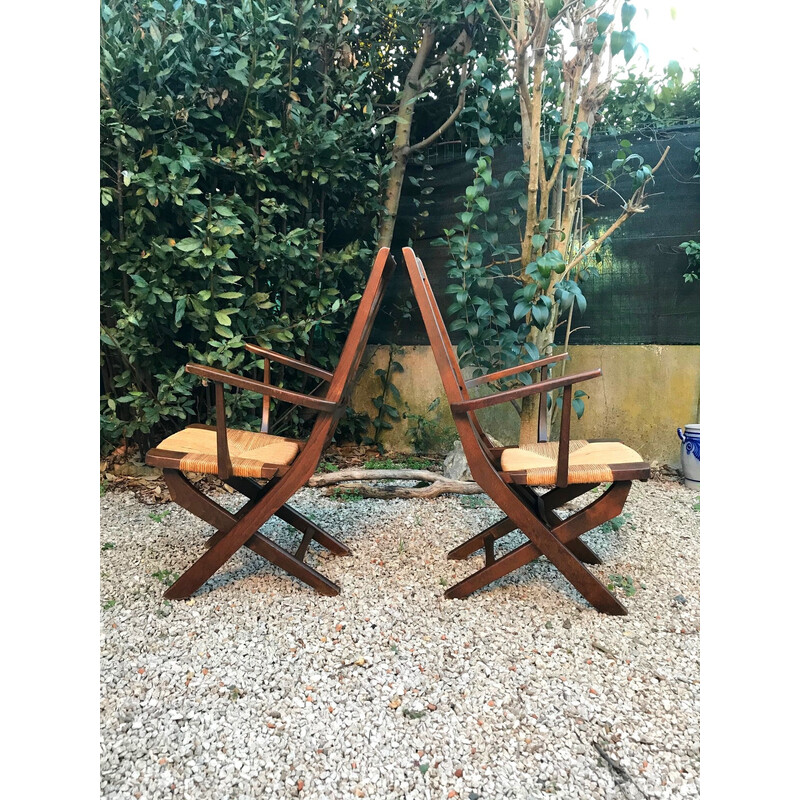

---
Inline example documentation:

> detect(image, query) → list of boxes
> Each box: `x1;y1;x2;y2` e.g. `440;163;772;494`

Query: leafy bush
601;65;700;133
100;0;385;452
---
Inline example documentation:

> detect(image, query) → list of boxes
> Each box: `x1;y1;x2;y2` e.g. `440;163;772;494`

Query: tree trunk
518;395;540;444
376;24;472;249
518;323;556;445
377;150;409;249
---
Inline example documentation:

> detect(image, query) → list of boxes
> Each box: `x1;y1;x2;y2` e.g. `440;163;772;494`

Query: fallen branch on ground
307;468;482;499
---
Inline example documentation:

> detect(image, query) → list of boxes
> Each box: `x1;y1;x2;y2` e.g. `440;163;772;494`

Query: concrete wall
350;345;700;466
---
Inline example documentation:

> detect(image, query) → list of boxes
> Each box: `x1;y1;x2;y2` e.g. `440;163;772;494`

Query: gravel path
100;479;699;800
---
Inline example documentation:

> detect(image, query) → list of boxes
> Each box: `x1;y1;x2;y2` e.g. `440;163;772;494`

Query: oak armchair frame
402;247;650;614
145;248;395;599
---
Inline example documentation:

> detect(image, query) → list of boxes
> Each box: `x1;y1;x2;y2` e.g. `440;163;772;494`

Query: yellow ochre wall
350;345;700;466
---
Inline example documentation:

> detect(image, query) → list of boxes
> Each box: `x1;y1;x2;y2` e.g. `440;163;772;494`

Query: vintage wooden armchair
401;247;650;615
145;247;395;600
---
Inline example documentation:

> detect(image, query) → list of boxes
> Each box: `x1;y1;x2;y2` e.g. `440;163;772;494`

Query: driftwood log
307;468;483;499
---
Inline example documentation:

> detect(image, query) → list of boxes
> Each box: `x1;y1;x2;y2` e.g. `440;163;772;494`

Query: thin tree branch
561;146;670;279
487;0;516;41
408;65;469;153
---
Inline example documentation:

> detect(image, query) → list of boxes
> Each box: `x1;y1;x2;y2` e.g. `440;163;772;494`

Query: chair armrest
244;343;333;382
451;368;602;413
186;364;338;412
464;353;568;389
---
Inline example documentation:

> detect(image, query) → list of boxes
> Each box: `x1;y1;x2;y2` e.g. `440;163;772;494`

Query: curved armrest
244;343;333;382
186;364;338;412
451;368;602;413
464;353;568;389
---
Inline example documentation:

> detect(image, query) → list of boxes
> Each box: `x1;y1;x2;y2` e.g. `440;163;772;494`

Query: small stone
443;441;472;481
674;594;687;605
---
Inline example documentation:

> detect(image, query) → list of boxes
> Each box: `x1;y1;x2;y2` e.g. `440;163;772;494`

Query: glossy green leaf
544;0;564;18
513;302;530;320
596;12;614;34
176;238;203;252
621;3;636;28
667;60;683;80
623;30;637;62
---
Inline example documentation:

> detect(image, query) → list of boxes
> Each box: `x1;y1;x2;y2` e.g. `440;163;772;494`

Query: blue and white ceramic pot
676;424;700;489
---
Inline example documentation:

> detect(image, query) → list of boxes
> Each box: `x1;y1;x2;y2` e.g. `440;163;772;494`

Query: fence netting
373;125;699;347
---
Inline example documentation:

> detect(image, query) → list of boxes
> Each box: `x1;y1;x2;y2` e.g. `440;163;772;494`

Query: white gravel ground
100;478;699;800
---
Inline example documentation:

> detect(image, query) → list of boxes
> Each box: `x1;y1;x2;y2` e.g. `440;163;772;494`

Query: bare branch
320;481;483;499
408;64;469;153
424;24;471;76
560;146;670;279
307;469;483;499
487;0;516;42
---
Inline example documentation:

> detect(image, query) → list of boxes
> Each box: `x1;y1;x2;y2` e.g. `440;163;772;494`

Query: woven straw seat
157;426;300;478
500;440;645;485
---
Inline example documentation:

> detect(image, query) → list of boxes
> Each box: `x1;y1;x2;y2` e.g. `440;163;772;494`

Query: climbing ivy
434;1;667;437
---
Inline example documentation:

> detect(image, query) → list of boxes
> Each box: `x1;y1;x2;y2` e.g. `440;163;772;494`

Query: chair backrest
401;246;511;455
406;249;553;447
401;247;506;478
293;247;395;461
326;247;396;404
401;248;469;404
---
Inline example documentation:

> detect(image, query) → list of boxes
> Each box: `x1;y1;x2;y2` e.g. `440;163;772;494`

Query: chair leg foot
245;531;341;596
277;504;352;557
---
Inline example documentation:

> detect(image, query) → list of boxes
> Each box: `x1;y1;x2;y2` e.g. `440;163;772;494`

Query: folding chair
145;248;395;599
401;247;650;615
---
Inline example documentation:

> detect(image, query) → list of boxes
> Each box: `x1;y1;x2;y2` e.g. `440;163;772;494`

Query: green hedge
100;0;386;452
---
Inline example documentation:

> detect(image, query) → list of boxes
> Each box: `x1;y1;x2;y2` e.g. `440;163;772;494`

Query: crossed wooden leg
448;483;602;563
445;481;632;615
526;486;603;565
162;470;347;600
224;476;351;556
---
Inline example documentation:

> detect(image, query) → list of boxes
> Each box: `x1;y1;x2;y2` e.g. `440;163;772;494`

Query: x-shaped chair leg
526;486;602;565
162;470;343;599
448;483;601;563
445;481;632;614
224;476;352;556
